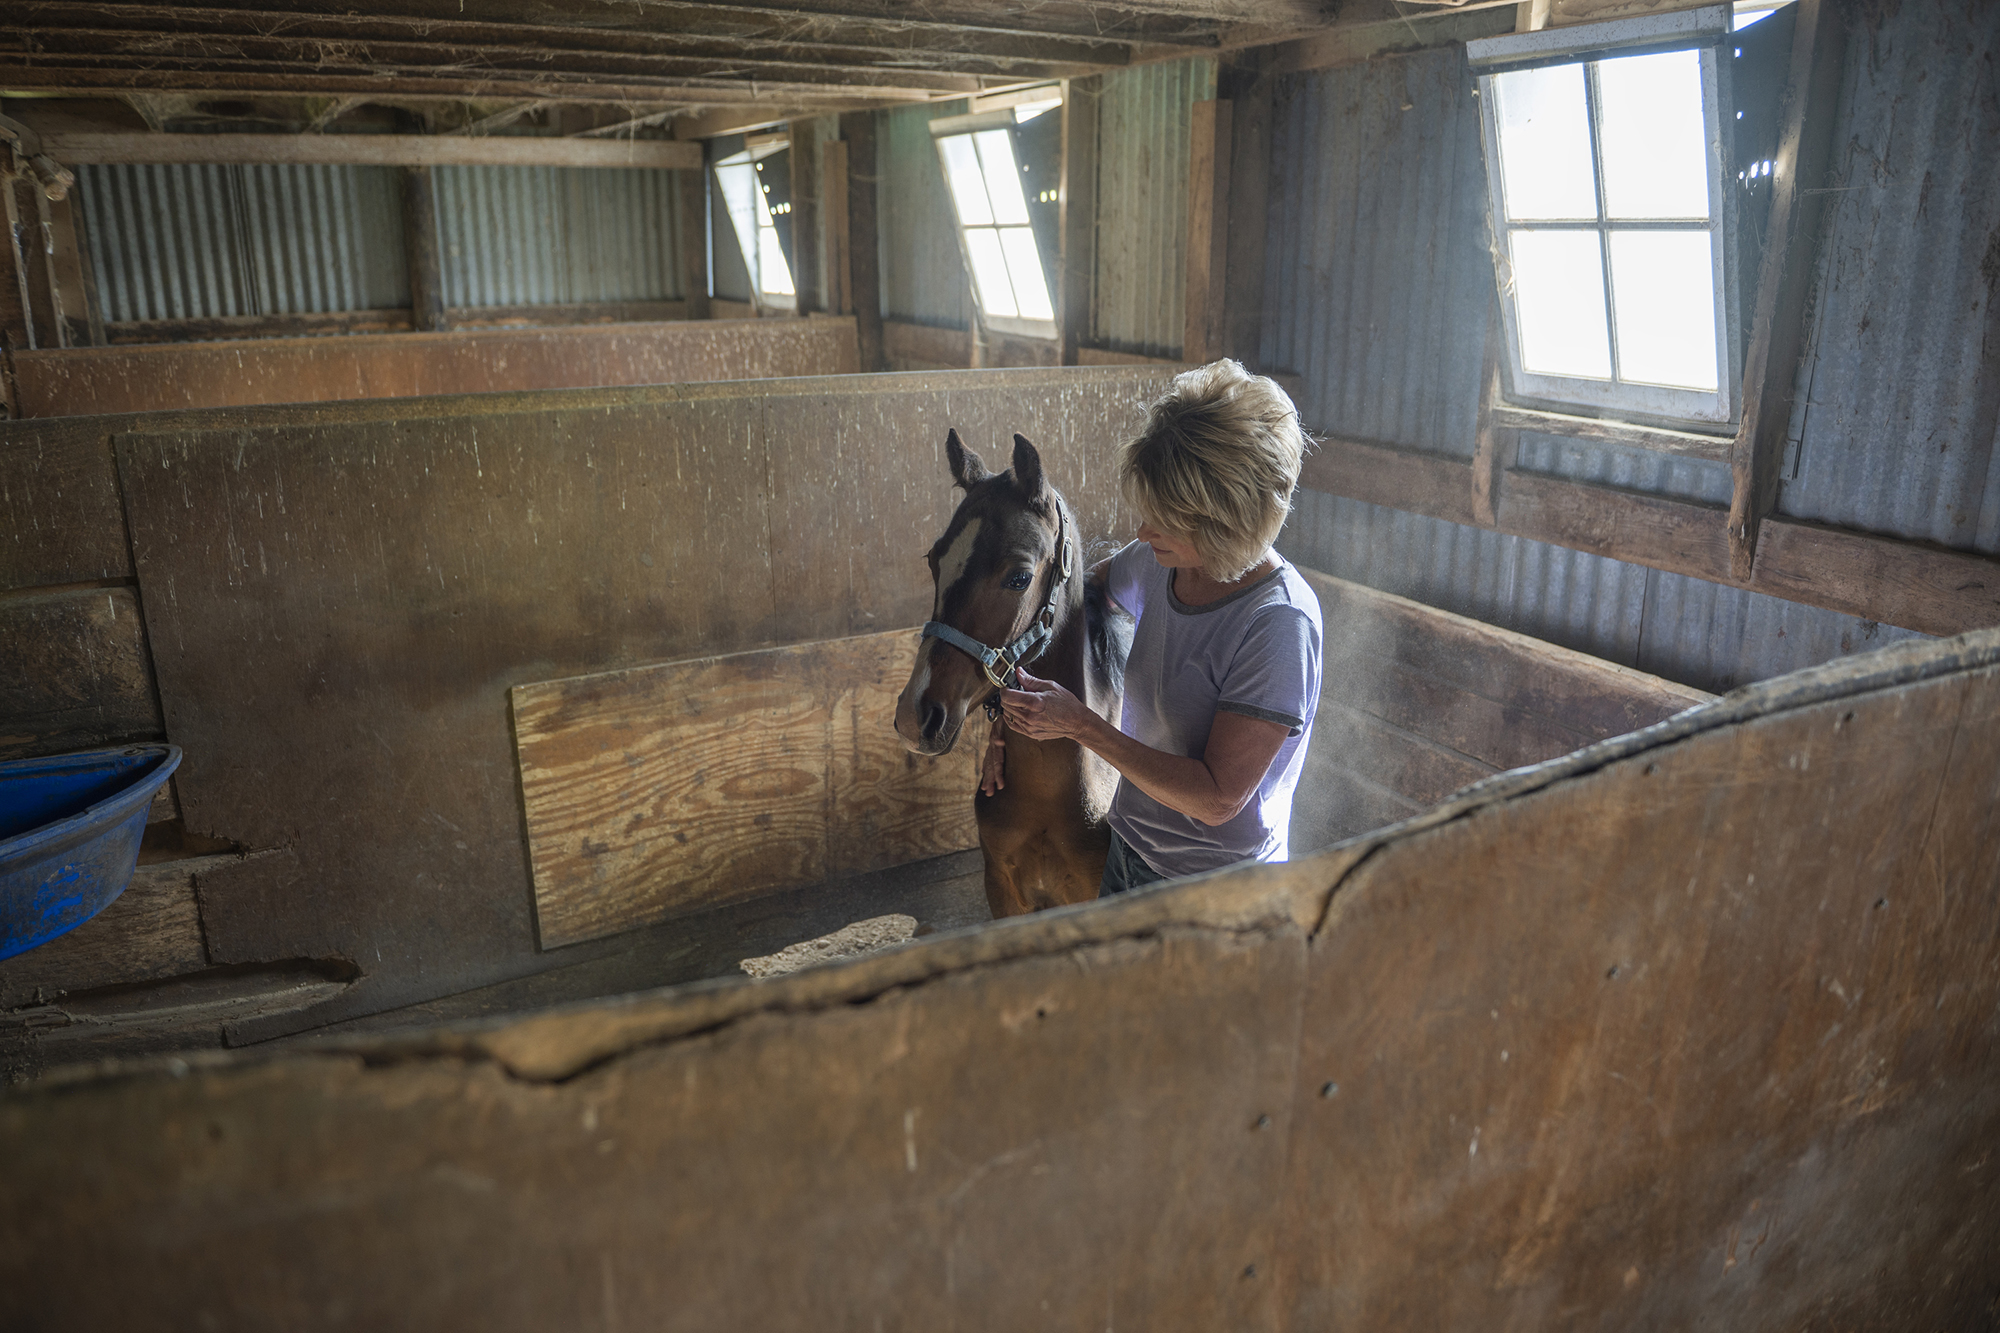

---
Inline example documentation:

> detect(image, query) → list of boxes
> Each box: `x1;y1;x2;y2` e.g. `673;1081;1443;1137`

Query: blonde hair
1119;359;1306;582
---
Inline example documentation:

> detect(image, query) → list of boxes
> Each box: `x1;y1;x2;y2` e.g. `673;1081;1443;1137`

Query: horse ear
1011;433;1047;500
946;429;992;490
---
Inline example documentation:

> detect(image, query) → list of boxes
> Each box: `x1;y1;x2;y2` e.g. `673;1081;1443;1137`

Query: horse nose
921;700;947;742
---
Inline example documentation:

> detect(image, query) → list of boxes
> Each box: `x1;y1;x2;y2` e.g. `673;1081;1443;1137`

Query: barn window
1469;5;1742;429
930;93;1063;339
713;140;795;309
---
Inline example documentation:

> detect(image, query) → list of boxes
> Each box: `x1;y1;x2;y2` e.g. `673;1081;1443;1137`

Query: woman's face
1136;517;1202;571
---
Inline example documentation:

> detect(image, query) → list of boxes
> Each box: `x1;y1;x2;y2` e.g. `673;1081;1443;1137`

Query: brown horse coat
893;431;1128;917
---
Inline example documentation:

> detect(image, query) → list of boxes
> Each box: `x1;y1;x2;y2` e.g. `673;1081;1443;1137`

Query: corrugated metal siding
1280;490;1927;695
75;162;407;321
1091;58;1213;358
1260;47;1492;458
433;166;683;308
876;100;974;329
1513;434;1732;506
1775;0;2000;555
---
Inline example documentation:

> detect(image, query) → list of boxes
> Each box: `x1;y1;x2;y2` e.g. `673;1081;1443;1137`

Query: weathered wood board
0;630;1994;1331
7;317;860;418
101;369;1164;1037
0;585;164;761
1292;569;1712;848
514;630;979;948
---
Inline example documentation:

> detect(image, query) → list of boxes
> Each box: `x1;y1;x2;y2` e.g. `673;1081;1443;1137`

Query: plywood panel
1282;652;2000;1329
514;630;978;948
0;585;162;760
0;922;1307;1333
10;318;860;418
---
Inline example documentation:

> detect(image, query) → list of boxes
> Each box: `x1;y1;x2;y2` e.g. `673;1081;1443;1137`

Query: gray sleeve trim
1218;699;1305;735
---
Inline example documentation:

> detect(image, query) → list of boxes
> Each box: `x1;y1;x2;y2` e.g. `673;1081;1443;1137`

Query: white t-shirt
1103;540;1323;877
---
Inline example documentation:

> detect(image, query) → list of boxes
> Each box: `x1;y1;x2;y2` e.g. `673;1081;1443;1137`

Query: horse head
895;429;1074;756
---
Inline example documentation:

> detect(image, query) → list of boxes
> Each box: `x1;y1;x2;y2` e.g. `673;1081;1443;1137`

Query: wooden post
46;193;104;347
788;128;820;315
837;111;883;372
675;164;711;321
402;166;447;332
1184;99;1233;366
822;140;851;316
1220;54;1271;366
2;175;38;351
1058;76;1099;367
1471;301;1510;529
1727;0;1848;581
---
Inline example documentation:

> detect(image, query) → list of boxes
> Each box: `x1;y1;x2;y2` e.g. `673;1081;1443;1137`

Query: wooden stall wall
6;316;861;418
3;629;1995;1330
0;366;1170;1063
1296;570;1714;842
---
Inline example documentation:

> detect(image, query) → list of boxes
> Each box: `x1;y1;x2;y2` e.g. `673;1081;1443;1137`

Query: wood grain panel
515;630;979;949
1284;653;2000;1328
827;632;980;878
0;424;129;591
0;585;162;761
1295;569;1712;849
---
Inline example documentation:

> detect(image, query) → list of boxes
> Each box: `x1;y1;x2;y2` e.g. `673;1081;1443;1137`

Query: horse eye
1004;571;1033;591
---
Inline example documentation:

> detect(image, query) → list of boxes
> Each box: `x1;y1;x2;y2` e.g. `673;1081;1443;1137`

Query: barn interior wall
76;162;411;323
1263;0;1993;694
0;368;1170;1063
873;99;975;332
73;161;689;326
1090;56;1214;359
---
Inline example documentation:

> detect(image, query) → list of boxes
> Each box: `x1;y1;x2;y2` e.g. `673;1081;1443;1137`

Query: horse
893;430;1130;918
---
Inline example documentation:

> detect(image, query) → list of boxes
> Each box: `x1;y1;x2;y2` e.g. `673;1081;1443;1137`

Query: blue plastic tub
0;744;183;963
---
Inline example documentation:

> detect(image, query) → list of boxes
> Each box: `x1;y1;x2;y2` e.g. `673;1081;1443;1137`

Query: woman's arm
1000;670;1288;826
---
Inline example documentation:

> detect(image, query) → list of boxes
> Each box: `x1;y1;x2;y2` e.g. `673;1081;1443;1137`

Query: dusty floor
302;850;991;1041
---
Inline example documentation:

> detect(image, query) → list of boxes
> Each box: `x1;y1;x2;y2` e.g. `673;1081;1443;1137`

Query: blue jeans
1100;830;1167;897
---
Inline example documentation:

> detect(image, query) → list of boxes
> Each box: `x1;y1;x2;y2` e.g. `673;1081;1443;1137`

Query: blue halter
919;500;1073;698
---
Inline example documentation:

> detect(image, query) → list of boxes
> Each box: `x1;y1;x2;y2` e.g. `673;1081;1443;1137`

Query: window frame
1470;4;1743;430
928;106;1060;342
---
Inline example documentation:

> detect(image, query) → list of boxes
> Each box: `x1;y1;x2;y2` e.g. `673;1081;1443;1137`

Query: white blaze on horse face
933;517;984;619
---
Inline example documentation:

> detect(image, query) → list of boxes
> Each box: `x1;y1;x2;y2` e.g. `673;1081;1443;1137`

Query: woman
986;359;1323;895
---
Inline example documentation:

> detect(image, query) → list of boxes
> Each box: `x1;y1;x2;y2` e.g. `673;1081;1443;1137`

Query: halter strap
920;499;1072;694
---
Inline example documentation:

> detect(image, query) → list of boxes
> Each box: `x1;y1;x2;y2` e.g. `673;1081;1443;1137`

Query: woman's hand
979;720;1006;796
999;669;1096;742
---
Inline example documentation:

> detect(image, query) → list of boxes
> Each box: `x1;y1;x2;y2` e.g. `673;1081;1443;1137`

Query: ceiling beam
7;13;1135;82
2;31;1037;94
7;1;1195;61
0;67;965;107
38;131;706;168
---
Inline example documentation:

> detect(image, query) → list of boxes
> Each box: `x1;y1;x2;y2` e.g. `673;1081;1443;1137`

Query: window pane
938;135;993;226
757;226;795;296
1609;230;1718;390
1510;230;1612;379
973;129;1031;226
713;162;763;279
964;229;1018;318
999;226;1053;321
1493;64;1598;221
1597;49;1711;219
